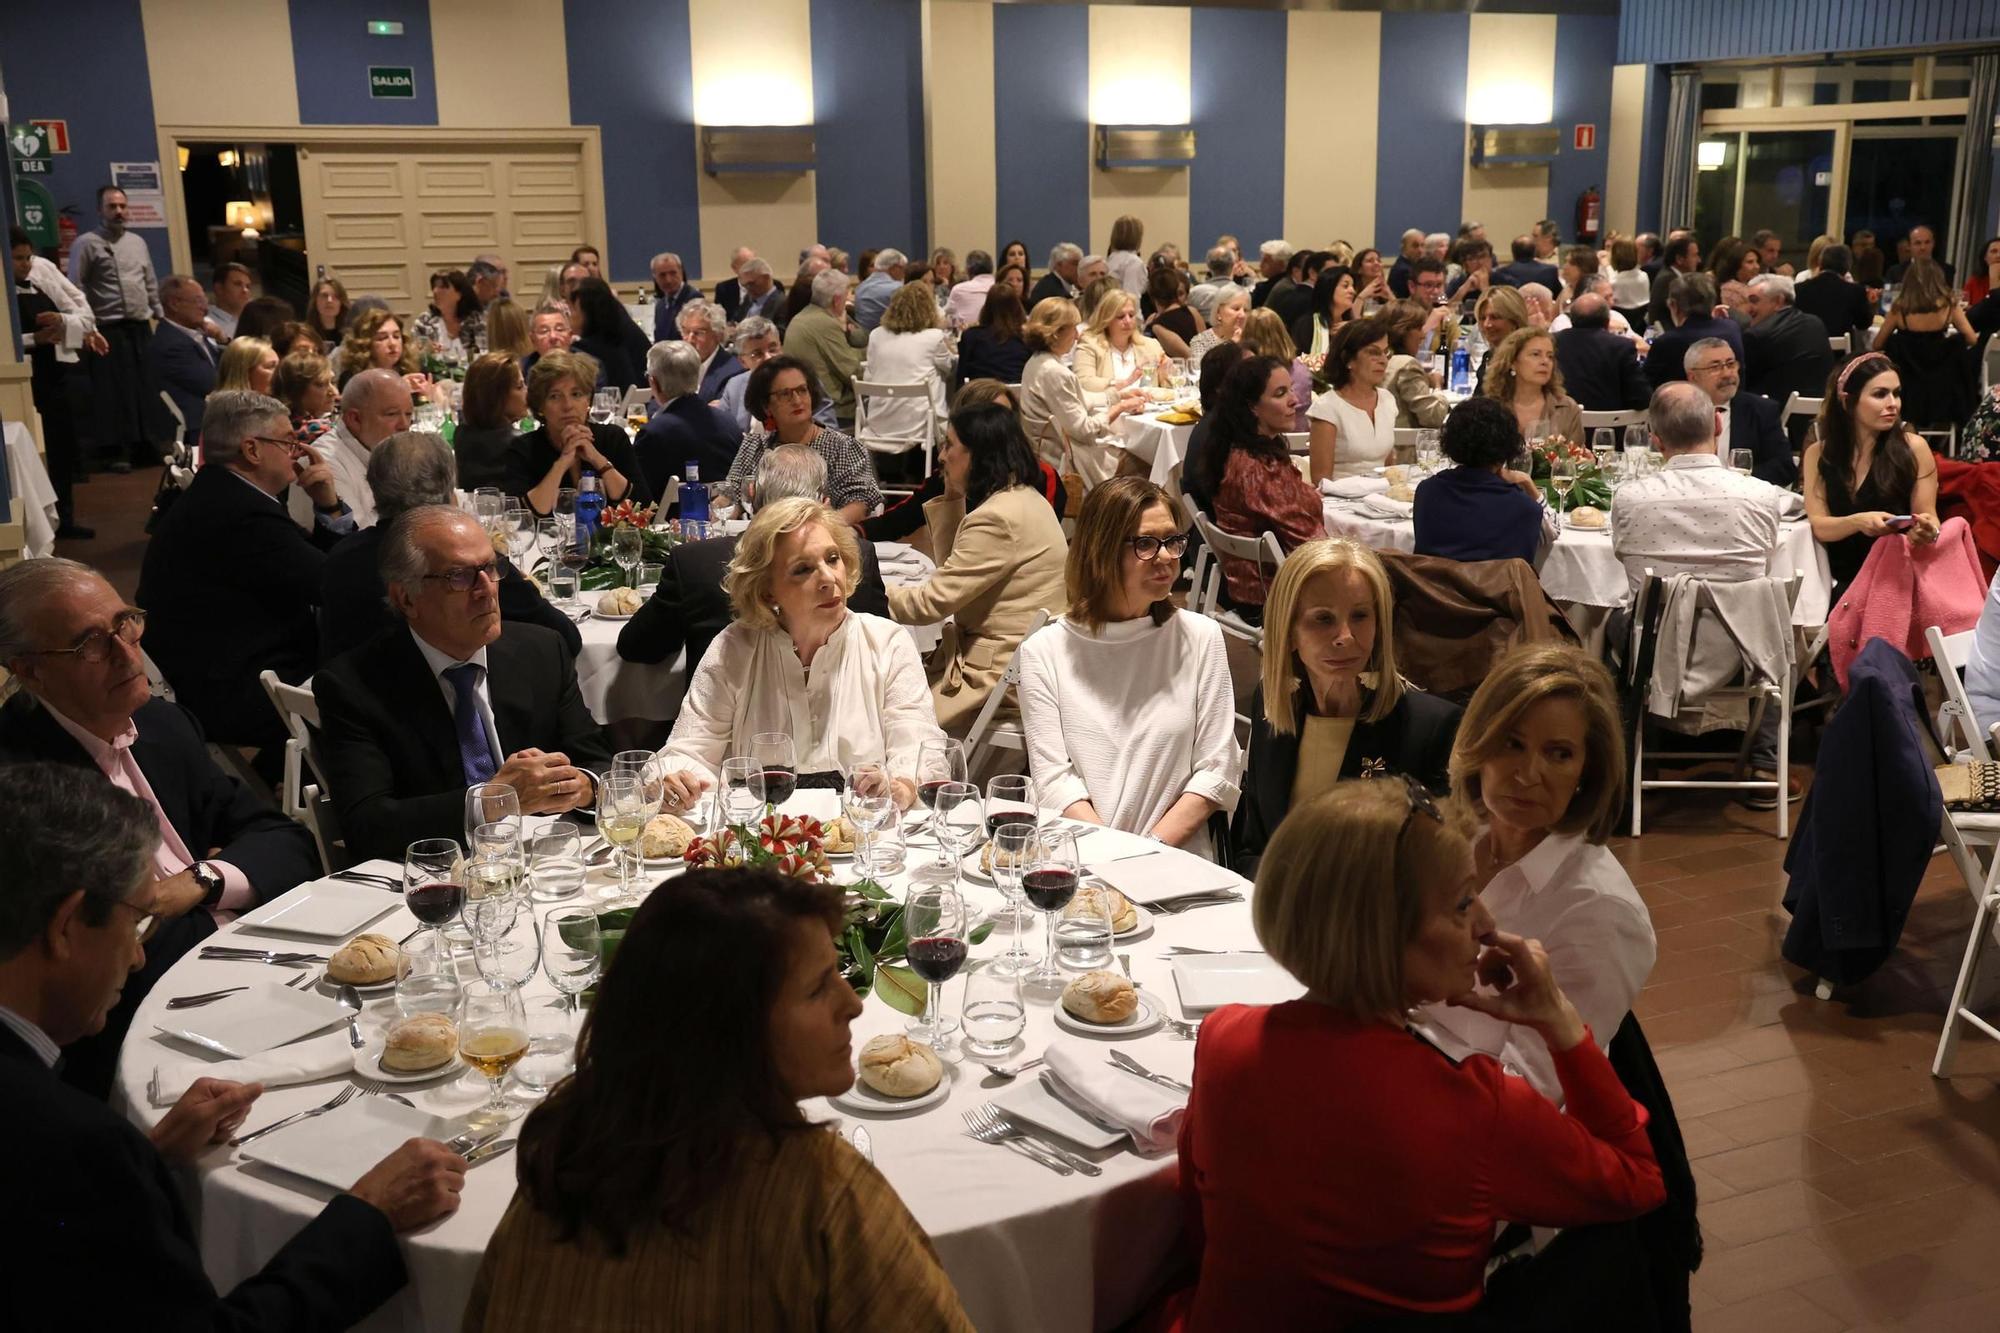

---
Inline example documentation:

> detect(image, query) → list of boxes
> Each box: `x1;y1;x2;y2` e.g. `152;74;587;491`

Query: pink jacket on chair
1828;515;1987;688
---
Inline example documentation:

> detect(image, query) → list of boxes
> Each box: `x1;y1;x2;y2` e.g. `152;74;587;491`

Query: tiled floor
65;468;2000;1331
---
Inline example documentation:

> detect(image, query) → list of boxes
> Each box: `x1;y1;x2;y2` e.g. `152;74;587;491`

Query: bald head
1568;292;1610;329
160;274;207;331
1648;382;1717;456
340;368;415;449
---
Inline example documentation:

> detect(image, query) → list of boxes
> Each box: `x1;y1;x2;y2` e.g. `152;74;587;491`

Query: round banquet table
1113;410;1197;491
114;798;1259;1332
569;541;946;725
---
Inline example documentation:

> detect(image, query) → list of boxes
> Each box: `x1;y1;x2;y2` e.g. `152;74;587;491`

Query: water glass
1623;424;1649;457
636;562;663;596
1056;886;1115;972
472;911;541;986
988;820;1039;978
613;750;667;814
527;826;585;902
549;564;580;606
473;487;505;527
394;930;461;1018
556;488;577;521
512;1004;578;1097
1730;448;1755;476
611;525;643;586
503;507;535;565
535;517;564;570
842;761;897;877
961;967;1027;1058
541;906;602;1016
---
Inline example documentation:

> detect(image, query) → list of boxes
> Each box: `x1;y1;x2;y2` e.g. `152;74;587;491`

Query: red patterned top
1212;447;1325;606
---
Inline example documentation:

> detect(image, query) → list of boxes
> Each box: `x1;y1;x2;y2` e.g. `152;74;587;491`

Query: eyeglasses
1125;533;1190;561
1389;771;1444;840
422;562;501;592
109;898;157;943
27;609;145;664
769;385;813;402
246;434;300;453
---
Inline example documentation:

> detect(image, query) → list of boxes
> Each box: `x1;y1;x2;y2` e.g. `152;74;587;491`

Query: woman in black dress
1802;352;1940;601
569;277;651;392
515;349;648;515
954;288;1031;389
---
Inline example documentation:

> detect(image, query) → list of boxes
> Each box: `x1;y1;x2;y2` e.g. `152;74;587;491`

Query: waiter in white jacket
11;226;105;538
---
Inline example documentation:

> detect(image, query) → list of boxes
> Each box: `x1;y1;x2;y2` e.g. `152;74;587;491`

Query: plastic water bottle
574;471;604;558
1449;337;1472;395
679;462;709;540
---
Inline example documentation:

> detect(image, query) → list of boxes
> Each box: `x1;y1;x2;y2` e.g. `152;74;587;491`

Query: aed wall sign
369;66;417;99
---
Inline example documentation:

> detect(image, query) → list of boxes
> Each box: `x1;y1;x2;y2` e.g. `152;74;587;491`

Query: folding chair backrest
1580;408;1648;431
621;386;652;416
1926;624;1995;759
1189;510;1284;610
961;610;1050;763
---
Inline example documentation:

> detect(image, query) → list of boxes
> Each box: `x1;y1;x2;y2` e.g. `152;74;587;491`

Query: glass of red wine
903;884;969;1042
404;837;465;958
915;739;969;868
748;732;797;812
1023;829;1082;985
983;774;1039;839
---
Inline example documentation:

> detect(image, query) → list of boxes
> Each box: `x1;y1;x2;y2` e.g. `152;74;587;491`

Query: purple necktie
443;663;498;785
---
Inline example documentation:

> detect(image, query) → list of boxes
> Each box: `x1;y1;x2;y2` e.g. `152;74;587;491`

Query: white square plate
991;1077;1124;1150
1170;953;1305;1012
240;1096;451;1190
1085;852;1242;906
235;880;398;940
154;982;350;1058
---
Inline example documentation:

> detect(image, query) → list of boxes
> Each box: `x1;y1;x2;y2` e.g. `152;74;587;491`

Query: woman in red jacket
1170;777;1665;1331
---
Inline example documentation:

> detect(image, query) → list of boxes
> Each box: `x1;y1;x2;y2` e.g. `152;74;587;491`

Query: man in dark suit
1884;224;1955;286
1553;295;1651;412
0;762;465;1329
1647;233;1703;330
711;244;754;320
1028;242;1083;309
619;444;888;675
635;339;746;497
1492;235;1560;292
319;431;579;661
136;390;356;774
0;558;321;1095
1791;244;1877;345
732;257;786;325
1266;249;1322;331
1645;272;1745;387
316;507;610;862
676;299;745;402
1741;275;1835;406
1684;335;1796;487
145;274;219;440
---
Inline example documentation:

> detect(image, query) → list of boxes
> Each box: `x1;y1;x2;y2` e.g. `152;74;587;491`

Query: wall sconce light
1467;124;1560;168
1697;140;1730;171
225;200;258;228
177;147;191;171
700;126;816;175
1095;126;1197;171
217;149;238;168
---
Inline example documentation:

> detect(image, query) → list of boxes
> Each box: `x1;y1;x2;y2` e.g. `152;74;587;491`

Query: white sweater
1015;610;1243;860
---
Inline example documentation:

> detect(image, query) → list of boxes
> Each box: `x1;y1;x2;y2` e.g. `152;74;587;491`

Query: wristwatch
190;860;226;907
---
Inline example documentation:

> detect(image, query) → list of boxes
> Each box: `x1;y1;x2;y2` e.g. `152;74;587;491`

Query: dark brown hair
1814;353;1917;512
461;352;525;430
1324;316;1391;390
1066;476;1183;629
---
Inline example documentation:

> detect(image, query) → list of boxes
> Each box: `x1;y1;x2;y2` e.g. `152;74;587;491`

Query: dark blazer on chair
136;465;342;750
1553;326;1651;412
1726;391;1796;488
1791;272;1875;344
145;322;219;440
633;395;744;498
1493;259;1561;291
0;1024;407;1332
314;623;611;863
712;277;743;322
1231;682;1462;871
617;533;889;678
1741;305;1835;405
1028;272;1074;310
317;525;581;664
699;350;745;403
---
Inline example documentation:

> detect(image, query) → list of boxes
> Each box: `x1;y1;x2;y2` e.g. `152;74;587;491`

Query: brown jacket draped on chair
1378;551;1579;701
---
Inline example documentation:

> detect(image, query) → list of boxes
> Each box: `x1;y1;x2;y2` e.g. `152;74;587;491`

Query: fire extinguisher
55;210;78;270
1575;186;1602;246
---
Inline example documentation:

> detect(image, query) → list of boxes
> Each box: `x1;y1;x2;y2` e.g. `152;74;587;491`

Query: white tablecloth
1113;412;1196;491
570;542;946;724
1322;498;1832;626
4;419;59;557
114;802;1258;1332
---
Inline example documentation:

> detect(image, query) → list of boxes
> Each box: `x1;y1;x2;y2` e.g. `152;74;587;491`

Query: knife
445;1125;505;1156
464;1138;517;1167
850;1126;873;1163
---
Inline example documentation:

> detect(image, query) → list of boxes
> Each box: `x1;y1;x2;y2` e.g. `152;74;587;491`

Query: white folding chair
1580;408;1648;432
158;391;197;482
1779;393;1823;441
961;611;1050;773
1827;333;1852;357
258;670;340;871
1924;625;2000;1074
1189;511;1279;651
852;380;940;496
1626;569;1801;839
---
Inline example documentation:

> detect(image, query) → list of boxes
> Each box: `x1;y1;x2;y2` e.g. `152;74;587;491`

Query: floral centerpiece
1301;351;1330;395
546;500;683;591
1527;434;1613;513
683;811;834;881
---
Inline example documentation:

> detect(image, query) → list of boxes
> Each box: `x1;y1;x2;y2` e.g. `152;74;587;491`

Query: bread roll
381;1013;458;1072
1568;505;1606;529
822;817;856;854
1386;483;1418;503
639;813;696;859
597;586;644;616
327;932;400;985
856;1034;942;1098
1065;886;1138;934
1062;970;1138;1024
979;838;1028;877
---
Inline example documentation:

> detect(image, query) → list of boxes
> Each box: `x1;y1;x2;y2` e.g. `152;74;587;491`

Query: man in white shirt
324;369;415;527
944;250;997;330
206;261;253;340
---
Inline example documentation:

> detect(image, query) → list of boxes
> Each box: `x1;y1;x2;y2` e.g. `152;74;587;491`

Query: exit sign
368;66;416;99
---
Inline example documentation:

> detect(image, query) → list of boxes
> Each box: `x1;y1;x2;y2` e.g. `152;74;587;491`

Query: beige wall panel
319;160;404;197
415;161;498;197
689;0;818;278
420;215;503;251
1088;6;1190;258
431;0;571;128
1284;12;1378;249
509;160;587;196
1606;64;1647;240
141;0;299;127
924;0;997;256
1462;15;1557;244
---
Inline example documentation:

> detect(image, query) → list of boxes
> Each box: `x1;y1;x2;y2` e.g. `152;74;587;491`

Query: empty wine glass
471;910;540;987
457;978;529;1122
534;516;563;572
748;732;797;812
611;525;643;587
1623;423;1649;458
842;761;896;876
719;755;763;828
1591;428;1617;476
1415;428;1441;476
463;783;520;855
403;838;463;959
903;884;969;1042
588;388;619;426
613;750;666;823
915;738;968;866
541;907;601;1016
988;820;1039;979
1023;829;1082;985
931;781;983;890
1730;448;1755;476
503;507;534;565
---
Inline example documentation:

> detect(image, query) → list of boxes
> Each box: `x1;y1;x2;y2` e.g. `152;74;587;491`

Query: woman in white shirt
655;498;943;814
1104;214;1147;296
1016;477;1242;860
1019;298;1144;491
861;282;955;453
1071;289;1165;399
1420;643;1656;1105
1305;316;1398;483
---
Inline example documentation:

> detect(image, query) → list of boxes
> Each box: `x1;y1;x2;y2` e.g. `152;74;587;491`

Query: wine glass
471;910;541;987
597;770;651;903
611;525;643;587
534;516;563;573
1730;448;1755;476
748;732;797;812
464;821;524;942
984;774;1039;839
503;507;535;568
988;820;1039;979
403;838;463;958
613;750;667;817
463;783;520;856
457;978;529;1122
542;907;602;1016
1591;427;1617;476
1023;829;1082;985
842;761;896;877
931;781;983;890
914;738;968;866
1623;423;1649;460
1415;428;1441;476
473;487;504;527
903;884;969;1042
588;389;618;427
1550;455;1576;510
718;755;764;829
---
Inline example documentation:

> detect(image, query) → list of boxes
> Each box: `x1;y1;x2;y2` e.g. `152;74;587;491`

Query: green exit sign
366;20;404;36
368;66;416;99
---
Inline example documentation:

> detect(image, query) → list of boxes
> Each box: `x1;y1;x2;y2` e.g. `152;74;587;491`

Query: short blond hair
527;349;603;418
1449;643;1626;843
1473;285;1530;336
723;497;861;631
880;280;940;335
1240;307;1297;362
1262;540;1403;732
1065;476;1181;630
1083;288;1138;341
1023;297;1080;353
215;337;275;393
1254;780;1476;1018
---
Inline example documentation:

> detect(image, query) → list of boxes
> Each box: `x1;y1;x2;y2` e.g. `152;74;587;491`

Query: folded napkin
1045;1039;1185;1155
1360;493;1416;519
1321;475;1389;499
150;1032;354;1106
1778;492;1806;520
874;543;930;572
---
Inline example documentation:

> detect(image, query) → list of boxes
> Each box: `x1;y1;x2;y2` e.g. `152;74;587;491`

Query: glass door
1739;130;1835;272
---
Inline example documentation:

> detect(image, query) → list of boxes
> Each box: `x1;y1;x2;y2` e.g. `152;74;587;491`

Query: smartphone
1886;515;1916;532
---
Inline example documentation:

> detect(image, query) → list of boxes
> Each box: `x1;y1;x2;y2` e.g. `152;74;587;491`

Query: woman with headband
1802;352;1939;601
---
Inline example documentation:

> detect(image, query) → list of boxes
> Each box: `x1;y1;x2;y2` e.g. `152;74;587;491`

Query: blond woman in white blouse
1016;477;1242;860
1071;289;1165;398
1019;298;1145;491
655;498;943;813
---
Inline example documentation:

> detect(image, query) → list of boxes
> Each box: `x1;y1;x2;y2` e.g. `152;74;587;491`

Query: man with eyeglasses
315;507;610;862
0;763;467;1330
1684;337;1794;487
0;559;320;1096
137;390;355;783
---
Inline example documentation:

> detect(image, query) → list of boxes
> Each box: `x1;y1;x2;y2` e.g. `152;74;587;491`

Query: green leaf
847;924;877;982
968;918;995;946
873;964;926;1017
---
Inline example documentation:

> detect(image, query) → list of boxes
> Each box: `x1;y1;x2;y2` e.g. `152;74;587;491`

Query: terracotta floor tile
1648;944;1765;986
1640;999;1750;1047
1805;1148;1971;1212
1700;1134;1853;1194
1664;1075;1751;1120
1698;1089;1856;1147
1691;1232;1839;1307
1680;1115;1742;1161
1656;916;1769;955
1706;1056;1825;1104
1814;1185;2000;1263
1698;1286;1850;1333
1700;1179;1854;1247
1654;1040;1752;1081
1813;1067;1950;1119
1794;1250;1987;1325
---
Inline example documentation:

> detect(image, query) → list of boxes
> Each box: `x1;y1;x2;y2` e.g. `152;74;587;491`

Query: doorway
177;142;308;312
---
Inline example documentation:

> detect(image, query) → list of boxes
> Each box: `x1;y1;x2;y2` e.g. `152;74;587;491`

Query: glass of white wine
597;770;651;903
457;977;529;1121
1591;427;1617;477
1730;448;1755;477
1550;455;1576;511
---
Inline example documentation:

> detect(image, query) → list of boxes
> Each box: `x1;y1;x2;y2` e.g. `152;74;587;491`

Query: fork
1162;1015;1202;1040
231;1085;358;1147
1151;893;1245;916
960;1107;1072;1175
360;1077;415;1108
976;1104;1103;1176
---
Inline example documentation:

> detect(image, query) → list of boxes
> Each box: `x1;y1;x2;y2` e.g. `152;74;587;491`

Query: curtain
1657;71;1702;234
1946;54;1999;287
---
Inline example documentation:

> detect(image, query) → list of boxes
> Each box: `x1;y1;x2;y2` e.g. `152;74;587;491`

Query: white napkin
1360;493;1415;519
1778;492;1806;520
1321;475;1388;499
874;543;930;573
1087;850;1242;904
149;1032;354;1106
1045;1039;1185;1155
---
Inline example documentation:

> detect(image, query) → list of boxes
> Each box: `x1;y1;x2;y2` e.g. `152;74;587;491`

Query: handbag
1937;760;2000;810
1036;417;1086;520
